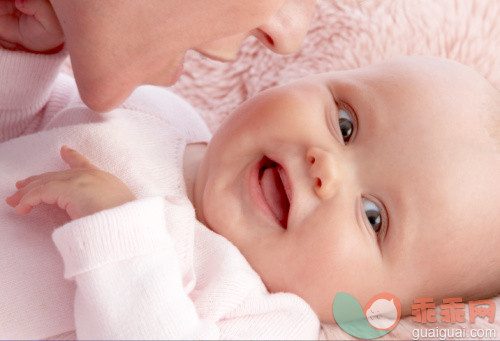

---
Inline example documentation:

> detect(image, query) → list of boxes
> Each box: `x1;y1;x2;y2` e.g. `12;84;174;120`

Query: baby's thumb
60;146;98;169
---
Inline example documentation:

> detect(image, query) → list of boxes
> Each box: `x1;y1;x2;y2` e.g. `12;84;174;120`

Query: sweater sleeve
52;197;219;340
219;288;320;339
0;48;67;142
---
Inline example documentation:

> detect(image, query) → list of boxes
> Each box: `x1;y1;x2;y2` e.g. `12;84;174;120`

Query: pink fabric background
170;0;500;339
58;0;499;339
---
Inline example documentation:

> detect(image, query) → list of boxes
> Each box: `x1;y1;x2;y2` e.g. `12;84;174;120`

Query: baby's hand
0;0;64;53
5;146;136;220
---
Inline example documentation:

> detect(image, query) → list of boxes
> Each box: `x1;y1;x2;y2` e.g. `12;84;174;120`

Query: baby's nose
306;147;339;200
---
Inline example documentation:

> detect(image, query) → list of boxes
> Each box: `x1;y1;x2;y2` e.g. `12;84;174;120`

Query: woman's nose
254;0;316;55
306;147;339;200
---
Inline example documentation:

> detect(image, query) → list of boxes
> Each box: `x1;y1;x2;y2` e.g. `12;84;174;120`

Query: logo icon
333;292;401;339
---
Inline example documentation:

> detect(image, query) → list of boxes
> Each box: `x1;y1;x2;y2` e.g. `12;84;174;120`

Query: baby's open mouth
258;156;291;229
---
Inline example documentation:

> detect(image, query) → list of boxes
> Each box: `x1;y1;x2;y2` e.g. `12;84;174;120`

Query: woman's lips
249;156;291;229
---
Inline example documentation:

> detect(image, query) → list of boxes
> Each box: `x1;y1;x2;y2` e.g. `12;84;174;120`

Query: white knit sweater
0;49;319;340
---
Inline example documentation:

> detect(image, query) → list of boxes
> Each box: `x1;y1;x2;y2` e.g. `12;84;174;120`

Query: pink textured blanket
57;0;499;339
170;0;500;339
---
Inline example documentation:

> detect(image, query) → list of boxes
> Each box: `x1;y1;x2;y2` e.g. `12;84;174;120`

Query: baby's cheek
203;192;231;234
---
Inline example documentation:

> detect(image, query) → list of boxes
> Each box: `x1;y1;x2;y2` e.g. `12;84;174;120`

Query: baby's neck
183;142;207;209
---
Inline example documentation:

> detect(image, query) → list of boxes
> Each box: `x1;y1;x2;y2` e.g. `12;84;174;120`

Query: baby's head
193;56;500;322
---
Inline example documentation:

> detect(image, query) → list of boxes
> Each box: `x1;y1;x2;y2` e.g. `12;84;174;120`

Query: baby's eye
339;110;353;143
362;198;382;233
337;104;355;144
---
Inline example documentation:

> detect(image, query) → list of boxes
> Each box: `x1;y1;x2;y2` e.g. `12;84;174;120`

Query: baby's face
194;57;500;322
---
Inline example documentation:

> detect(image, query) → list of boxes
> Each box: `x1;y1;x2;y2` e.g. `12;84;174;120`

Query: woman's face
50;0;316;112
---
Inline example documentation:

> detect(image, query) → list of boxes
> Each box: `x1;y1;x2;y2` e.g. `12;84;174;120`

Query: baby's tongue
260;167;288;223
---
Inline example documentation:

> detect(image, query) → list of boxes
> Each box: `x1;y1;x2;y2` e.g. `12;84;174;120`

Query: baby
1;1;499;339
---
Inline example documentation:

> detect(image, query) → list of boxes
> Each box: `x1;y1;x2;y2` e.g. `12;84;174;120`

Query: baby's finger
16;175;40;189
14;180;68;214
10;170;73;205
15;170;64;189
5;192;19;207
61;146;99;170
6;177;44;207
